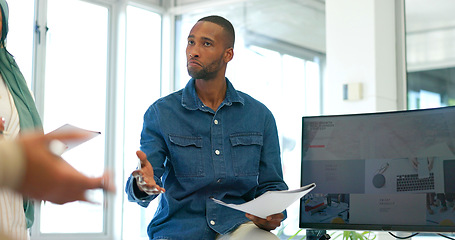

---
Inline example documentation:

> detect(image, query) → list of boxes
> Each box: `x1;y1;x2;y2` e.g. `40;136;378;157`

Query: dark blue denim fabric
125;78;288;240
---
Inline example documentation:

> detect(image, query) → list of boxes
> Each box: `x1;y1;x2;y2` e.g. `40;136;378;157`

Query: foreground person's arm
0;131;115;204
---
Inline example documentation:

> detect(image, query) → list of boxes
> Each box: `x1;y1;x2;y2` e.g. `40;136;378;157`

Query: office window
38;0;108;234
232;45;322;236
122;5;162;240
26;0;164;238
405;0;455;110
5;0;35;89
404;2;455;239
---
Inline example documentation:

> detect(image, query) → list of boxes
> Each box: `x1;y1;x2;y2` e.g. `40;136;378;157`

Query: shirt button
214;119;219;125
210;220;215;225
215;150;220;155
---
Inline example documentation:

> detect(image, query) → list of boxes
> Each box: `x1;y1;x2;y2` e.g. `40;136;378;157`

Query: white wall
324;0;398;115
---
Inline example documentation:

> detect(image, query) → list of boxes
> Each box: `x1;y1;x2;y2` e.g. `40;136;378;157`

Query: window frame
29;0;165;239
30;0;114;237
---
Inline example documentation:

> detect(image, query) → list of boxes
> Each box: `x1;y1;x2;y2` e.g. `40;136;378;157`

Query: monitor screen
300;106;455;232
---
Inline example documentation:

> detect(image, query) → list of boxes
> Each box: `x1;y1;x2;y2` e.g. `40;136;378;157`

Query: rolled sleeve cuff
126;175;159;207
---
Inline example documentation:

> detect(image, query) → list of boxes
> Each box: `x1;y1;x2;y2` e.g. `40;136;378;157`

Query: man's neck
195;77;227;111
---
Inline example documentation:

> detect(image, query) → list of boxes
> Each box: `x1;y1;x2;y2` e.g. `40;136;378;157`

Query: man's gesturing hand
132;151;165;195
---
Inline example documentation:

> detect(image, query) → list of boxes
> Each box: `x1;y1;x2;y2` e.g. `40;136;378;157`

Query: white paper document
46;124;101;155
212;183;316;219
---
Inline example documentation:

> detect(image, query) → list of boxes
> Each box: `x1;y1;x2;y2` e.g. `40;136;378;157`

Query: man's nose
189;52;199;58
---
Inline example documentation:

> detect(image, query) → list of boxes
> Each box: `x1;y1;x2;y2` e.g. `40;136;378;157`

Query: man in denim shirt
125;15;288;240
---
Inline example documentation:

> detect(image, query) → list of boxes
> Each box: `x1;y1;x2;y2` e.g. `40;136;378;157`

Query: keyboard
396;172;434;192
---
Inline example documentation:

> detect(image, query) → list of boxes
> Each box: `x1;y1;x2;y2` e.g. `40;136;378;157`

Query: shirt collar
181;78;244;111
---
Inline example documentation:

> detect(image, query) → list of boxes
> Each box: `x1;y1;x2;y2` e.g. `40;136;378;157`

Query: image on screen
300;106;455;232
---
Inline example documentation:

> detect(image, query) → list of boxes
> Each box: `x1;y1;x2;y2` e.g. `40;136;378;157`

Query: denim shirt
125;78;288;240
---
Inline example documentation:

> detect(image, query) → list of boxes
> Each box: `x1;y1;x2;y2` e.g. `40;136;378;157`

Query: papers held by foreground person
46;124;101;155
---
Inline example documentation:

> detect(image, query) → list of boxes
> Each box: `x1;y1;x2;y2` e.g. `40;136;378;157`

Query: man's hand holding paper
246;212;284;231
212;183;316;222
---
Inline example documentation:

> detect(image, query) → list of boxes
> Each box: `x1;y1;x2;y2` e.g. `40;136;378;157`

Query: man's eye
188;40;194;45
204;42;212;46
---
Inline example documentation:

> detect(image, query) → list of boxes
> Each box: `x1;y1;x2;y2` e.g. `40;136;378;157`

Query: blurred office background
5;0;454;239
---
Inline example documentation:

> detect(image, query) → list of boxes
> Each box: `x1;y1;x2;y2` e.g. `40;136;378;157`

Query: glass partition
5;0;35;89
122;5;162;240
405;0;455;110
39;0;108;234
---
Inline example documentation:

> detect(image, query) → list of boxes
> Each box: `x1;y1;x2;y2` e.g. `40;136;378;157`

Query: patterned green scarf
0;49;43;131
0;0;43;229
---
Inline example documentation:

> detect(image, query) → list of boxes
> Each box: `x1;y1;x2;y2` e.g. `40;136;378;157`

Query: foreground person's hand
17;131;115;204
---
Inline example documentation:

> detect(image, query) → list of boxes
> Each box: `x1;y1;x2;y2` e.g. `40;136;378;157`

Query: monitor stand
306;230;330;240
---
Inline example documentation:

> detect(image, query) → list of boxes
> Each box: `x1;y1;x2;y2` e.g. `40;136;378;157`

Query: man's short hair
198;15;235;49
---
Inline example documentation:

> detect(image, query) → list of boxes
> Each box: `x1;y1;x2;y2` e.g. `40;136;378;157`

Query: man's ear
224;47;234;63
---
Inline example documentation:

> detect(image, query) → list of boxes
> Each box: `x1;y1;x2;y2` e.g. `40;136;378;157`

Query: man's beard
187;67;214;80
187;57;222;80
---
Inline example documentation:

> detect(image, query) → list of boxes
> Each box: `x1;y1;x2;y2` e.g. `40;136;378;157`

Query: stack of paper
212;183;316;218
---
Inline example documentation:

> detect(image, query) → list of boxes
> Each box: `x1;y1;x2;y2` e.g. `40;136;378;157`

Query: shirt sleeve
256;111;289;196
125;104;166;207
256;111;289;220
139;104;168;179
0;140;26;190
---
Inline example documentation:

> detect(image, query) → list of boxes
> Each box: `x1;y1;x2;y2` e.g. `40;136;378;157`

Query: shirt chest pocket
168;135;204;177
230;133;263;176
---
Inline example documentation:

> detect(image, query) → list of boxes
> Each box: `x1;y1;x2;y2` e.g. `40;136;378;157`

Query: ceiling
173;0;327;53
172;0;455;57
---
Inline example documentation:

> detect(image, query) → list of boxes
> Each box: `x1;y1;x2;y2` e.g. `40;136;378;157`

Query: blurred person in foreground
0;1;114;239
0;130;115;240
0;0;44;238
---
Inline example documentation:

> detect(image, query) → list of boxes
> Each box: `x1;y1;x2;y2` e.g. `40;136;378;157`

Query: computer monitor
300;106;455;232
